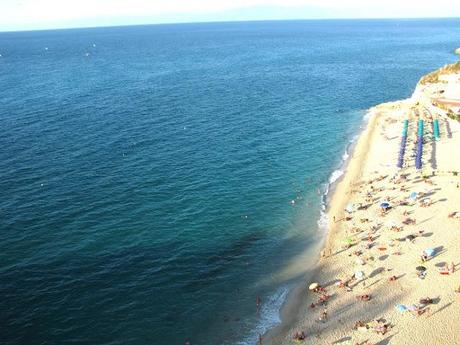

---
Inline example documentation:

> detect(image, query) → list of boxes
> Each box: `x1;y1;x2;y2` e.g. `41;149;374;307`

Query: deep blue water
1;19;460;345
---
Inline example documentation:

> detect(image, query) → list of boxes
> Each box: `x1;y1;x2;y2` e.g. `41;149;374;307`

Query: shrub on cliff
419;61;460;85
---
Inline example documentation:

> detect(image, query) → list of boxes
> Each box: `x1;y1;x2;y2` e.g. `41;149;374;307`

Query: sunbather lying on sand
357;294;371;301
293;331;306;341
402;217;416;225
419;297;433;305
439;262;455;275
407;304;430;316
448;211;460;218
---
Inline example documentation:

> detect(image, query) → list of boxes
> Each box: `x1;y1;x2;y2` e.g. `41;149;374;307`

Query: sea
1;19;460;345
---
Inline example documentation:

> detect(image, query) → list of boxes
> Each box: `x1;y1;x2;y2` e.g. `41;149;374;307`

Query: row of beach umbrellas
397;120;409;168
415;120;424;169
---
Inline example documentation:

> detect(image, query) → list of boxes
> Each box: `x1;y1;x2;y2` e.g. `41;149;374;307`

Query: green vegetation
431;101;460;123
419;61;460;123
419;61;460;85
446;108;460;122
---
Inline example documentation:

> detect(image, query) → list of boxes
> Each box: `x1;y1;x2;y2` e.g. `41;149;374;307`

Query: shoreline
243;114;368;345
263;60;460;344
323;106;382;259
262;105;381;344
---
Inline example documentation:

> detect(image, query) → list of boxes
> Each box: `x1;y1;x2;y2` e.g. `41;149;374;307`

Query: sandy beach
266;61;460;345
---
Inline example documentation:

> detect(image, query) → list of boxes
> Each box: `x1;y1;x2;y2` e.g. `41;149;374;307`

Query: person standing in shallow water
320;308;328;322
256;296;262;312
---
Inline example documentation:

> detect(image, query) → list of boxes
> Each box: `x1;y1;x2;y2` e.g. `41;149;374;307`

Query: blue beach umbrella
424;248;435;257
380;202;390;209
395;304;407;313
410;192;417;200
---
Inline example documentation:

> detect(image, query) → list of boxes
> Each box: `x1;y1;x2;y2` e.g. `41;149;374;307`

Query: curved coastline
262;107;381;344
263;59;460;344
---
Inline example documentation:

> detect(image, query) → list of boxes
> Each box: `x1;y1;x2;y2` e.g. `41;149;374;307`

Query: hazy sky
1;0;460;31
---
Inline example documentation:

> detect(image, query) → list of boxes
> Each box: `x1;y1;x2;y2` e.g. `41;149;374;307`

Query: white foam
239;109;368;345
363;110;373;121
317;210;329;232
322;114;363;210
328;169;344;185
236;287;289;345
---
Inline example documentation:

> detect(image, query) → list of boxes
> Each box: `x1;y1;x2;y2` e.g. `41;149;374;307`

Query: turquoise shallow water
1;19;460;345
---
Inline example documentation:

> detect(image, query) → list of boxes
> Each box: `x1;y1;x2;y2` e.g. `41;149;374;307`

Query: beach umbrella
395;304;408;313
424;248;435;257
355;271;365;280
406;234;416;241
344;237;354;244
380;202;391;209
345;203;354;214
410;192;417;200
416;266;427;272
308;282;320;291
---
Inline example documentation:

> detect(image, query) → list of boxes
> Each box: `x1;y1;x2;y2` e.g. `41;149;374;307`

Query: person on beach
317;294;330;305
419;297;433;306
373;320;389;335
417;270;427;279
409;304;429;317
440;262;455;275
448;212;458;218
319;308;328;322
293;331;306;341
357;294;371;301
420;252;429;262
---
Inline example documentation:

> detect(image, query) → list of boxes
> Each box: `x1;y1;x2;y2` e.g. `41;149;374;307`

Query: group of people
287;165;459;343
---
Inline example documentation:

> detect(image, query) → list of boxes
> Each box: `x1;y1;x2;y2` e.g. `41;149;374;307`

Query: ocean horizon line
1;15;460;34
